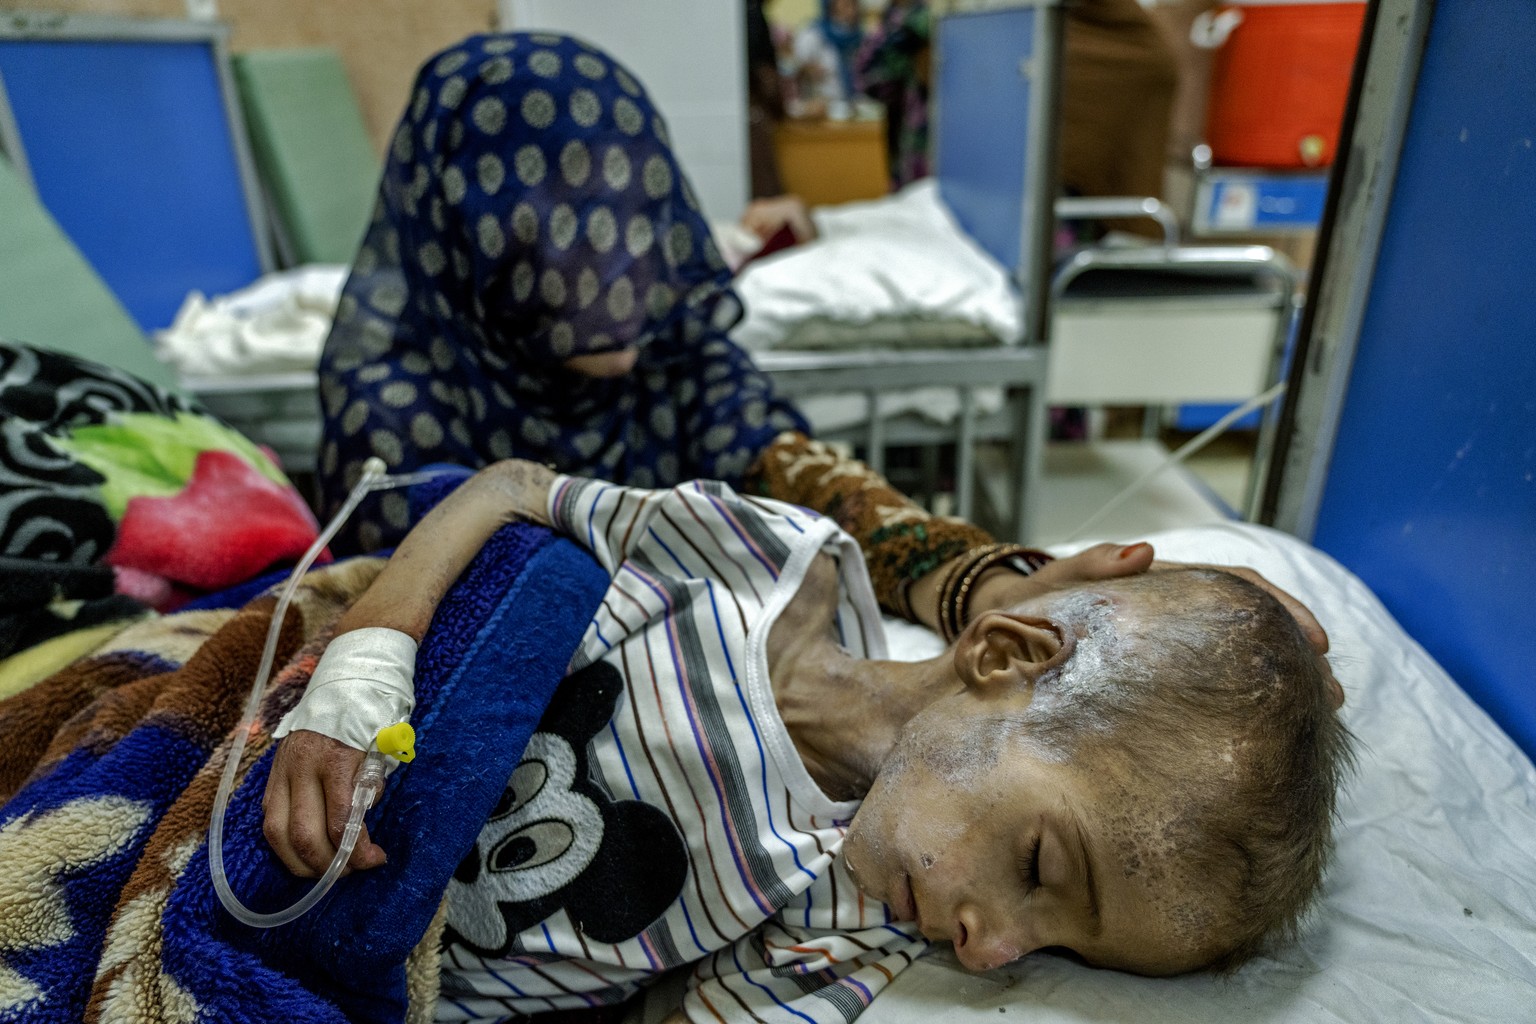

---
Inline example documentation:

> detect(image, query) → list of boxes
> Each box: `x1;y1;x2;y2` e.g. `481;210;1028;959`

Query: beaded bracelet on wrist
936;543;1054;643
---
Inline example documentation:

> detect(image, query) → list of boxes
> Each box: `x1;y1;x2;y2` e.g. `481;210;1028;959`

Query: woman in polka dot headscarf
318;30;1046;626
318;32;811;552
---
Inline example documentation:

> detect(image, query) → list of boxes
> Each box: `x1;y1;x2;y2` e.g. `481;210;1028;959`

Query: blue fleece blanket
0;507;608;1022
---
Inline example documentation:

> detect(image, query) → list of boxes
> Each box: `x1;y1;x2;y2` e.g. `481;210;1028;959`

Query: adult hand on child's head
262;731;387;878
978;541;1330;659
969;541;1155;617
969;543;1343;710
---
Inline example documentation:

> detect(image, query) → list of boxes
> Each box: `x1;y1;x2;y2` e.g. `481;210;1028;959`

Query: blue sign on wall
1195;171;1330;234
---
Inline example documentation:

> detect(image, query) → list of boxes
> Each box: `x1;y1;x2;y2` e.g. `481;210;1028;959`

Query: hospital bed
1;9;1287;548
170;8;1065;537
119;4;1063;542
805;3;1536;1019
735;185;1298;533
2;6;1535;1022
1;7;1276;546
663;46;1536;972
199;8;1064;541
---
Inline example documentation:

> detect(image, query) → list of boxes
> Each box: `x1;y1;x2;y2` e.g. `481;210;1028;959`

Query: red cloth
106;450;327;600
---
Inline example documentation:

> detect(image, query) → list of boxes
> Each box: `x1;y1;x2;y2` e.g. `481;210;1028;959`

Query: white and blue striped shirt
439;477;928;1023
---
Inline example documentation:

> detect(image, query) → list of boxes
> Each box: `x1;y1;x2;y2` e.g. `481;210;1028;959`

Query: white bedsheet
794;388;1006;436
866;522;1536;1023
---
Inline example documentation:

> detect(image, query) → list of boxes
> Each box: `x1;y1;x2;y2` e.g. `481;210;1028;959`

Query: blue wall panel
934;8;1036;273
1313;0;1536;755
0;37;265;331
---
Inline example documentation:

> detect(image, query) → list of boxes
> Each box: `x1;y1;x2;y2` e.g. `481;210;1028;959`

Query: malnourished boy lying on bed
264;460;1351;1023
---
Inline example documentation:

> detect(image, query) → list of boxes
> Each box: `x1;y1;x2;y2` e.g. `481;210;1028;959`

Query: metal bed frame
1050;239;1299;516
756;346;1050;542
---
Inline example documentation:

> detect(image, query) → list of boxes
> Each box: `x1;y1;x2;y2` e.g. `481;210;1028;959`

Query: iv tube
207;457;448;928
1065;382;1287;543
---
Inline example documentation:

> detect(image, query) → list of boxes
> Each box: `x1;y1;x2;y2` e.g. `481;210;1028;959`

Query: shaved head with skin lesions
841;569;1352;975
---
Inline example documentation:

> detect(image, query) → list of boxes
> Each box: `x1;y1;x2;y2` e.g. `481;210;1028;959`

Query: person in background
784;0;867;119
746;0;788;196
318;32;807;556
855;0;932;187
1060;0;1180;237
858;0;1178;221
314;30;1045;627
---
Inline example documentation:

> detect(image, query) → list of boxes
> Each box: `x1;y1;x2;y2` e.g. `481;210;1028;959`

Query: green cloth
233;49;378;265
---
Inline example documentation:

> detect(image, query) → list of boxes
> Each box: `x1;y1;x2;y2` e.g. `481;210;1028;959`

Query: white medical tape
274;626;418;754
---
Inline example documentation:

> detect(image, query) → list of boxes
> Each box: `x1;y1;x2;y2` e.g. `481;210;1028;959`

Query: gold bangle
938;545;999;643
934;553;973;643
937;543;1053;643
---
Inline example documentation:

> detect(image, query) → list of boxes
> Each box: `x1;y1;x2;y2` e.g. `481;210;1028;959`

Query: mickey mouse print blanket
0;514;608;1023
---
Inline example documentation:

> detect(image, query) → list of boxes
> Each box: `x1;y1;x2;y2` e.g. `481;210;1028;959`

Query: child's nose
951;906;1028;972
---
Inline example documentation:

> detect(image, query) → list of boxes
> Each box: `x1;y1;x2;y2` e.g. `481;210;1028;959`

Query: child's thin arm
263;460;553;878
332;459;555;642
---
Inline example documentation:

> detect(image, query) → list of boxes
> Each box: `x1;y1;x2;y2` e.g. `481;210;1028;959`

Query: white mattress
637;522;1536;1023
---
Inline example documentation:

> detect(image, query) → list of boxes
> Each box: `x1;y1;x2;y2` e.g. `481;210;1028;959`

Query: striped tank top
439;476;928;1023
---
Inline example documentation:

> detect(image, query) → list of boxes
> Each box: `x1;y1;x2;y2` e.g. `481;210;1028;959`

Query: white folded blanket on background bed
154;264;347;378
642;522;1536;1023
732;180;1023;352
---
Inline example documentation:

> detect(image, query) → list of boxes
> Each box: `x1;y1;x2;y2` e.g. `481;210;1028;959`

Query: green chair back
233;48;378;266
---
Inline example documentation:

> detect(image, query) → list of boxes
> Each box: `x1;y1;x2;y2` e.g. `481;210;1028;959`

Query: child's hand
262;730;387;877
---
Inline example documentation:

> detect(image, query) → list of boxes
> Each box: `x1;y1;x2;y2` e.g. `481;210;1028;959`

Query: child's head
843;568;1352;976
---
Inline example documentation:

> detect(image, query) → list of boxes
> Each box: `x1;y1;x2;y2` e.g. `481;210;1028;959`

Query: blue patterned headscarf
319;32;807;552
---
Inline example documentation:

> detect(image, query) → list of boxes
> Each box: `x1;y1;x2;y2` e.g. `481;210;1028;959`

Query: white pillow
732;180;1022;351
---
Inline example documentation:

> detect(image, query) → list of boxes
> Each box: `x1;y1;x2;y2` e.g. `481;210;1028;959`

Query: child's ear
955;611;1073;693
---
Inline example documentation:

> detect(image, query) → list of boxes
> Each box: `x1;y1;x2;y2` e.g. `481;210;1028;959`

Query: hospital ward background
0;1;1533;1023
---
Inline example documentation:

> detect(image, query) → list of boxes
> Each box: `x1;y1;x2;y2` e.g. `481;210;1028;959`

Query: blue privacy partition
0;16;271;333
1270;0;1536;757
933;0;1062;345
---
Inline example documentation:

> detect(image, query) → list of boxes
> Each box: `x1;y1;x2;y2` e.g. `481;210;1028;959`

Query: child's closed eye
1019;833;1043;893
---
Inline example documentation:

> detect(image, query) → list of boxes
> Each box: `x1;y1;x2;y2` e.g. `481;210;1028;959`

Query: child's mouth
892;871;918;923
